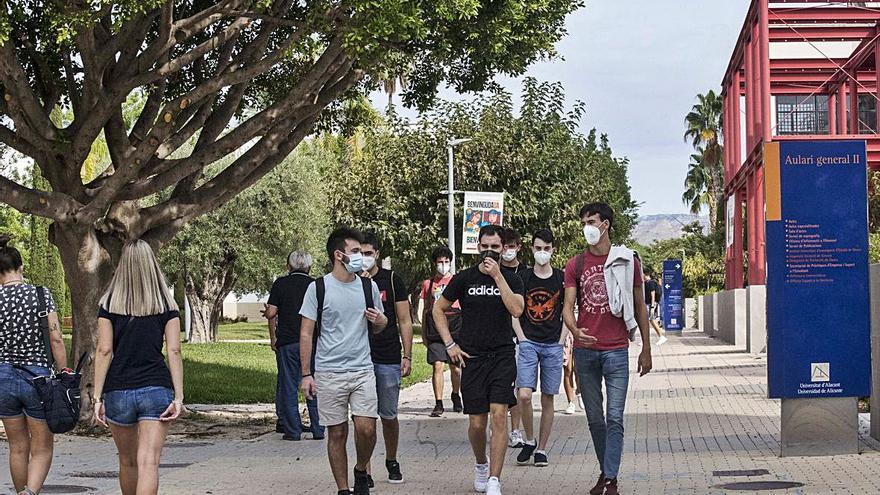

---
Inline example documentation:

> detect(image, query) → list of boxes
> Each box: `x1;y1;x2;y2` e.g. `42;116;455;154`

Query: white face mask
436;262;451;275
533;250;552;266
501;248;518;262
583;224;606;246
362;256;376;271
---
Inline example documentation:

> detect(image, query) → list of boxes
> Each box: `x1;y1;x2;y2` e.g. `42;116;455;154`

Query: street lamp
445;137;472;272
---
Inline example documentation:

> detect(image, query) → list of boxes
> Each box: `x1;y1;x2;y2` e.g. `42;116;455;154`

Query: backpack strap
35;286;55;370
390;271;398;316
361;276;374;333
315;278;326;337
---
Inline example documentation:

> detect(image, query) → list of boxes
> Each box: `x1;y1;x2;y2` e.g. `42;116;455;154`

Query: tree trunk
184;262;236;344
51;223;121;422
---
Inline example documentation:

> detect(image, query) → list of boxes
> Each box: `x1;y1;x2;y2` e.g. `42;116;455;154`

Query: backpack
315;275;375;336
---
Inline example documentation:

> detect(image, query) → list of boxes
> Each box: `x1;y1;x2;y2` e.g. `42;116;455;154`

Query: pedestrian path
5;329;880;494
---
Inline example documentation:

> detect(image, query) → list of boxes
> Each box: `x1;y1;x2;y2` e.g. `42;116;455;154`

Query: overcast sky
375;1;751;217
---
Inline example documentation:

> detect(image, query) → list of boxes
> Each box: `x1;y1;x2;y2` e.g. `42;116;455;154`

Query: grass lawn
218;321;269;341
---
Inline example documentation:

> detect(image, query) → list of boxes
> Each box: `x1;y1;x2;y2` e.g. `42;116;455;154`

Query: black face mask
479;250;501;263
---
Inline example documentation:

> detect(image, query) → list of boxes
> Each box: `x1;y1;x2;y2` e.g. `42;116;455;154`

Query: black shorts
427;342;449;364
460;350;517;415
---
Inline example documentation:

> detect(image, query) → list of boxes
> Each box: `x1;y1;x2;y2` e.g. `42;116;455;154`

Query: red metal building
722;1;880;288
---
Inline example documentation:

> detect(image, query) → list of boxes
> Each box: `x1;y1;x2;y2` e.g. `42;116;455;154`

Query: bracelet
302;373;313;378
444;341;457;350
402;356;411;361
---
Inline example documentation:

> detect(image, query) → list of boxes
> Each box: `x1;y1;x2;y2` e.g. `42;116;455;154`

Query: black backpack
314;275;375;335
14;286;88;434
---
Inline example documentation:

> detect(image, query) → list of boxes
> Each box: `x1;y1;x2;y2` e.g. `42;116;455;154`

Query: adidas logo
468;285;501;296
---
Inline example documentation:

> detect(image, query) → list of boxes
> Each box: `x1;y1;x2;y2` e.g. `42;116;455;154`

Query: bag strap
361;276;374;333
35;286;55;370
315;278;325;337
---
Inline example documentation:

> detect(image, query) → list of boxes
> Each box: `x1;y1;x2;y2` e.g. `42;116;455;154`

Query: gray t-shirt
300;274;384;372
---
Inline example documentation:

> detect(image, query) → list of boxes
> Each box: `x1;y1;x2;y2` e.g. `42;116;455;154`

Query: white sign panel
462;191;505;254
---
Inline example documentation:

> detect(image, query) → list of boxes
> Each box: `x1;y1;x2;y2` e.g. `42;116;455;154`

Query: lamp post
446;137;471;272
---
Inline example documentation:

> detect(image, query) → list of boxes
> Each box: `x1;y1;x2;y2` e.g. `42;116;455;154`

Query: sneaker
337;490;351;495
508;429;525;448
578;396;584;411
452;393;463;413
534;451;548;467
281;434;301;441
367;475;374;489
430;402;444;417
565;402;576;415
474;463;490;493
275;421;284;433
486;476;502;495
517;441;536;465
603;478;619;495
589;473;606;495
657;335;668;346
386;459;403;484
353;468;370;495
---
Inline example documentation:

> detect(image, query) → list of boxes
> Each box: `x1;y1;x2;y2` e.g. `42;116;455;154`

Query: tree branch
0;175;81;222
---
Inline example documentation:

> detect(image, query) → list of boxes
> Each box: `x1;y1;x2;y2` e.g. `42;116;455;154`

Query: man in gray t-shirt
299;227;388;495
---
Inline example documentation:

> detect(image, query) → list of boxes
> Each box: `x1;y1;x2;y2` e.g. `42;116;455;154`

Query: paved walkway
4;329;880;494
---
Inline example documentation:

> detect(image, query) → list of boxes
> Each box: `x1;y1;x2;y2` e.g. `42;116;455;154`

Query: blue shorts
516;340;564;395
374;364;401;420
104;386;174;426
0;363;50;420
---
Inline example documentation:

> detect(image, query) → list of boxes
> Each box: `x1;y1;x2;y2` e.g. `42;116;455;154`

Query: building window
858;95;877;134
776;95;829;135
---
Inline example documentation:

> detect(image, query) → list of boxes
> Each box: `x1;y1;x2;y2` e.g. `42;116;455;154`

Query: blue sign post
661;259;684;331
765;140;870;400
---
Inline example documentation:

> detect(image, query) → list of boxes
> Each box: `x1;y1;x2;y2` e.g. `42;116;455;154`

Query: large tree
161;144;329;343
683;90;724;232
0;1;581;388
329;78;637;287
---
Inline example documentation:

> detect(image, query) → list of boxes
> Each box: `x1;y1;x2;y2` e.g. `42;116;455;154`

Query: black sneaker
367;475;374;489
451;393;463;413
517;442;537;465
337;490;351;495
430;402;444;417
386;459;403;484
353;468;370;495
534;451;548;467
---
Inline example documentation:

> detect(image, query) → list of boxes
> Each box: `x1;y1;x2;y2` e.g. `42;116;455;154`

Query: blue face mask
342;252;364;273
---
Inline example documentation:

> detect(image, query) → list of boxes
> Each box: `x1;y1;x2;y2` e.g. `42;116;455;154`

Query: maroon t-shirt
563;250;642;351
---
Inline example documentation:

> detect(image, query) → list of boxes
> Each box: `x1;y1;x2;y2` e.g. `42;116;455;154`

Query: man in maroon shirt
562;202;652;495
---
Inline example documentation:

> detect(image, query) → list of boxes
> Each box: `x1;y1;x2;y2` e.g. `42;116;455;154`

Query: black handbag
14;286;88;434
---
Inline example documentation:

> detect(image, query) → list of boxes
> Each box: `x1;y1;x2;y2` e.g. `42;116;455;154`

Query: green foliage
682;91;725;232
161;144;331;296
639;222;724;297
328;78;636;288
24;167;69;316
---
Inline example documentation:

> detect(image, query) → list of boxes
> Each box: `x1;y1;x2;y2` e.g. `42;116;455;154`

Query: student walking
265;250;324;440
420;246;463;417
512;229;566;467
299;227;388;495
360;233;414;485
0;235;69;495
432;225;525;495
643;272;667;346
92;240;185;495
500;227;528;448
563;203;653;495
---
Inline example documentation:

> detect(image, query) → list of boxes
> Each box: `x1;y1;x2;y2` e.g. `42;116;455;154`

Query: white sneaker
578;396;584;410
565;401;576;415
657;336;668;346
508;429;524;448
474;463;490;493
486;476;502;495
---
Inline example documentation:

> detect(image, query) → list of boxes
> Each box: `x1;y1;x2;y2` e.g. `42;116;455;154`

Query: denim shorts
104;386;174;426
0;363;50;420
374;363;402;420
516;340;564;395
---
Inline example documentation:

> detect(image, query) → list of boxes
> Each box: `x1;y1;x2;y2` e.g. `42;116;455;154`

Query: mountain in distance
632;214;709;246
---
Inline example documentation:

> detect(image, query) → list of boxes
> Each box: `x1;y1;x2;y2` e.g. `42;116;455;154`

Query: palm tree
683;91;725;232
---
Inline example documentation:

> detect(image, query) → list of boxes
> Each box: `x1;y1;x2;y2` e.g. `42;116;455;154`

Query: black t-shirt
368;268;409;365
519;268;564;344
644;279;659;305
442;266;525;355
267;271;314;347
501;263;530;276
98;308;179;392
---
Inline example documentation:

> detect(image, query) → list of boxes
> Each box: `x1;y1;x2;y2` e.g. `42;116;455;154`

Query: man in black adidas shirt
360;233;413;485
432;224;525;495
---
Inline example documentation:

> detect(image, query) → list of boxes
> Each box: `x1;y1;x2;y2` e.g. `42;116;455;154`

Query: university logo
468;285;501;296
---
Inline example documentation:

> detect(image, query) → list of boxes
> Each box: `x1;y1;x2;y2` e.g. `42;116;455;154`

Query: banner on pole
462;191;504;254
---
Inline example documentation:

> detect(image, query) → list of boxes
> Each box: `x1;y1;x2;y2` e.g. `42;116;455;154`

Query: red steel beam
770;7;880;24
760;0;772;143
770;26;874;42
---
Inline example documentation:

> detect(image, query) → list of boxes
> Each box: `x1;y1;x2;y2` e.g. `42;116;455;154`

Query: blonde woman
0;235;68;495
92;240;184;495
